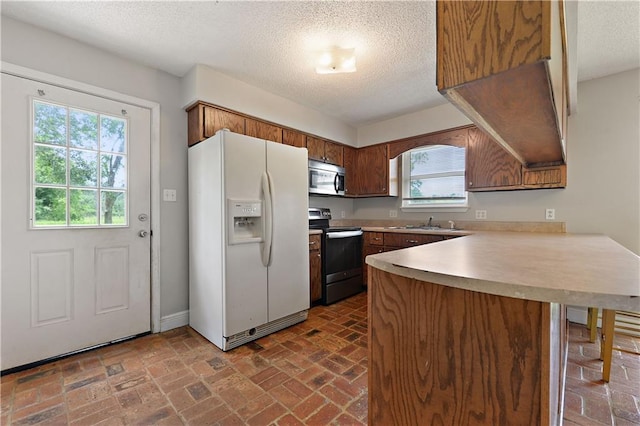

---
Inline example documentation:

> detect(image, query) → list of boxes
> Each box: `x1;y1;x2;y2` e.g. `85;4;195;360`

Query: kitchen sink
384;225;443;230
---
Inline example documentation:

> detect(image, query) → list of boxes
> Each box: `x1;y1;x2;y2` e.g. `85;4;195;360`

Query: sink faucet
448;220;456;230
427;216;434;227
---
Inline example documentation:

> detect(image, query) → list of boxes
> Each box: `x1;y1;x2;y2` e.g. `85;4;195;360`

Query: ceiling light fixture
315;47;356;74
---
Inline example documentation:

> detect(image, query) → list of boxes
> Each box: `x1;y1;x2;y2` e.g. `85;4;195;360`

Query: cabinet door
246;118;282;143
203;106;245;137
362;244;385;287
187;104;205;146
324;141;344;166
356;144;389;196
343;145;357;196
283;129;306;148
364;232;384;246
466;128;522;190
306;136;325;162
309;235;322;303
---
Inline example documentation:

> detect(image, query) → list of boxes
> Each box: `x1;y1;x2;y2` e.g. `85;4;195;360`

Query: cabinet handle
309;241;316;245
469;182;473;186
406;239;419;243
317;253;321;257
373;237;382;241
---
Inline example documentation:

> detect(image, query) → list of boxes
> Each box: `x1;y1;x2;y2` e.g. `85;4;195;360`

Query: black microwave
308;160;345;196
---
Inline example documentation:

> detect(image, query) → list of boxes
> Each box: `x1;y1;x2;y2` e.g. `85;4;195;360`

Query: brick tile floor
1;292;638;425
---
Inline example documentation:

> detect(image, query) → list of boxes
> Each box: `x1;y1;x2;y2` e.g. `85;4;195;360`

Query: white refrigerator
188;130;310;350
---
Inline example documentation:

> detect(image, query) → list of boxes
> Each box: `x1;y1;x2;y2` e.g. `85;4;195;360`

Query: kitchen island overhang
365;232;639;425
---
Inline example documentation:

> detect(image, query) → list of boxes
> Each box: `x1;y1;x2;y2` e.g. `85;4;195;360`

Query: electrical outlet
475;210;487;220
546;208;555;220
389;209;398;218
163;189;177;202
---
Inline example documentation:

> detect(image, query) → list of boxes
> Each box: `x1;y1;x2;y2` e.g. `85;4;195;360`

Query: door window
32;100;128;227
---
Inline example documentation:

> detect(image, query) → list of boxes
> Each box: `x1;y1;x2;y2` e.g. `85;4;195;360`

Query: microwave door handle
334;173;339;193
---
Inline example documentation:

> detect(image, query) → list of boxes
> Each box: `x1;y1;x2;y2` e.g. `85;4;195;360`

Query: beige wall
351;68;640;254
182;64;358;146
1;16;189;320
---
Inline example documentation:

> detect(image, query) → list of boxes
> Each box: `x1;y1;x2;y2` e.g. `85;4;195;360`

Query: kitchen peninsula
365;233;640;425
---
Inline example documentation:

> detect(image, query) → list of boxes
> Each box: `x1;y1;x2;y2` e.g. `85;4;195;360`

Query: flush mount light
315;47;356;74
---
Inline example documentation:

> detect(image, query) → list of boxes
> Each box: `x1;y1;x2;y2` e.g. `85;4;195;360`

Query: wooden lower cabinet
309;234;322;304
368;268;565;425
362;231;448;285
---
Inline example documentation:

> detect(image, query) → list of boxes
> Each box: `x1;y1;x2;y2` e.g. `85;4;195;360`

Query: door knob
138;230;148;238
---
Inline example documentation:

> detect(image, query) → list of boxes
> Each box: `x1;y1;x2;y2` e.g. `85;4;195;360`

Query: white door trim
1;61;162;333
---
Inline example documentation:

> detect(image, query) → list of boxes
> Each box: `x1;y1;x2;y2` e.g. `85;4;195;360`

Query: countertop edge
365;233;640;311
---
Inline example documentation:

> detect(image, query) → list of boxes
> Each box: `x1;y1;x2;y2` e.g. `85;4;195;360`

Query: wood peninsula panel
368;268;553;425
245;118;282;143
466;127;522;190
282;129;306;148
387;126;470;159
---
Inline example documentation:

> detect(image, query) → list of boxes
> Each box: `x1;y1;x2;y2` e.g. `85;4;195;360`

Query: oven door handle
326;230;363;239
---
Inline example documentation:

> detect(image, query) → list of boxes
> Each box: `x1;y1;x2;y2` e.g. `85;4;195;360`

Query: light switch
163;189;177;202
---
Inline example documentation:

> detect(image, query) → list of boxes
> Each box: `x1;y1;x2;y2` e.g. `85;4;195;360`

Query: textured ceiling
2;1;639;127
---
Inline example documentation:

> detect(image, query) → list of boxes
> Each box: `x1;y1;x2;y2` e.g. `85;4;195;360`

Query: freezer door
266;142;310;321
222;132;269;336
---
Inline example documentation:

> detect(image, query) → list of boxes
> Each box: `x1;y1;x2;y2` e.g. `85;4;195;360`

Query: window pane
100;116;126;153
411;145;465;175
34;145;67;185
70;189;98;225
34;101;67;146
70;109;98;149
411;176;466;199
100;154;126;188
101;190;126;225
70;149;98;187
34;187;67;226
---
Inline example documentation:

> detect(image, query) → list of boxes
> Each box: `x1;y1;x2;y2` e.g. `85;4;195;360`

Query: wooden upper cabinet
282;129;306;148
307;136;344;166
306;136;325;162
245;118;282;143
204;106;245;138
437;0;568;167
324;141;344;166
466;127;522;191
186;104;245;146
343;145;357;196
355;144;390;196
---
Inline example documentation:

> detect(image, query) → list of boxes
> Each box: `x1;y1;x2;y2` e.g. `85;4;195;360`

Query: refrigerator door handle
261;171;274;267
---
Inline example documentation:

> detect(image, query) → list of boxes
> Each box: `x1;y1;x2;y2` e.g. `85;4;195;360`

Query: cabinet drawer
364;232;384;246
384;233;444;248
309;234;321;251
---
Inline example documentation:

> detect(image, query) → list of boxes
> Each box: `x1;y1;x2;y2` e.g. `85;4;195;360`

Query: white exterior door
1;73;151;371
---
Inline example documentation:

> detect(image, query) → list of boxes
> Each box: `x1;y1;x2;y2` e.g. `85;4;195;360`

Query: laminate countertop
366;232;640;311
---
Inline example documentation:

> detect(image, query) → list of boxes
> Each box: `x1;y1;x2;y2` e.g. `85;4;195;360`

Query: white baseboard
160;310;189;332
567;306;599;327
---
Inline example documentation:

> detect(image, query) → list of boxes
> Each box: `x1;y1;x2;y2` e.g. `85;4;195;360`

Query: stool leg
588;307;598;343
601;309;615;382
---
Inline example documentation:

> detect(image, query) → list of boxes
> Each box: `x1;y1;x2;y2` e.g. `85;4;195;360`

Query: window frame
400;144;469;213
30;98;130;229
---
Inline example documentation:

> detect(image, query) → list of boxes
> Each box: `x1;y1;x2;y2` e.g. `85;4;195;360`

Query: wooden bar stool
589;308;640;382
